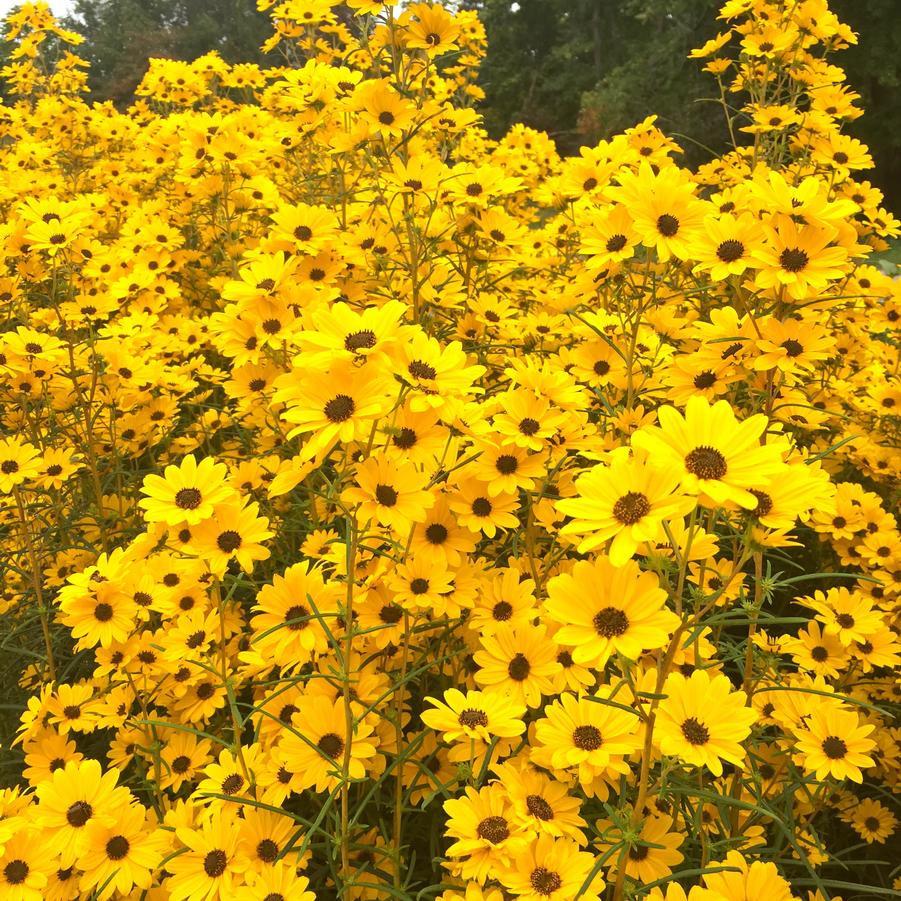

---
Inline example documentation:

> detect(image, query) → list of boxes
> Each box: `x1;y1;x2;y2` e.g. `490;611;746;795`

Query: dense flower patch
0;0;898;899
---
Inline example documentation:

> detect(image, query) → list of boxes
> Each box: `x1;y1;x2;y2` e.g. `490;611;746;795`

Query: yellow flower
631;396;790;510
557;451;695;565
544;556;675;667
656;670;757;776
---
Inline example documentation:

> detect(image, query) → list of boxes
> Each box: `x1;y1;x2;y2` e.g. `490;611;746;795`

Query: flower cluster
0;1;898;900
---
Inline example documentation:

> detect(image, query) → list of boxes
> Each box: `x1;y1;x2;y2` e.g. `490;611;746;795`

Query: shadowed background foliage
2;0;898;207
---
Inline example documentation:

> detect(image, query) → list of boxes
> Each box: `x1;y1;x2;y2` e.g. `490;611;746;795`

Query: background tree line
2;0;897;208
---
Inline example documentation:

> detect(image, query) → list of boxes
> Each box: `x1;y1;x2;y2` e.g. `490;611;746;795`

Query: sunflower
473;625;561;708
396;331;487;415
159;730;213;792
608;161;708;262
168;809;250;901
342;452;435;535
850;797;897;844
785;621;847;679
597;812;684;884
421;688;526;744
801;588;885;647
753;217;849;300
556;452;695;565
656;670;757;776
531;692;642;790
57;579;137;650
701;850;795;901
792;705;876;782
0;827;55;901
498;833;604;901
0;437;41;493
78;802;168;900
388;556;455;611
279;694;380;792
192;500;273;573
497;760;588;843
272;359;395;457
35;759;133;867
138;454;234;526
692;211;764;280
467;567;538;636
752;314;835;375
448;485;522;548
235;862;316;901
408;494;478;567
404;3;461;55
630;395;790;510
250;561;341;668
579;203;639;269
442;784;528;883
544;557;675;667
297;299;407;365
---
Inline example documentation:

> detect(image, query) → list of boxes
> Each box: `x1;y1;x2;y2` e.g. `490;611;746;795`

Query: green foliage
65;0;271;105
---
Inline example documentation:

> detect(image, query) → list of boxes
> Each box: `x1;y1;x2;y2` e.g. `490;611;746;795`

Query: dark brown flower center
530;867;563;895
344;330;377;352
476;815;509;844
284;604;309;630
612;491;651;525
810;646;829;662
324;394;355;422
172;754;191;774
66;800;93;827
749;489;773;517
458;708;488;729
519;417;540;436
716;239;745;262
694;370;717;389
425;522;448;544
257;838;279;863
526;794;554;820
318;733;345;758
408;360;437;380
685;445;727;480
379;603;403;624
221;773;244;795
781;338;804;357
203;849;228;878
472;497;492;517
836;613;855;629
864;816;881;832
105;835;130;861
680;716;710;745
606;234;628;252
779;247;809;272
822;735;847;759
495;454;518;475
492;600;512;620
573;724;603;751
656;214;680;237
375;484;398;507
94;602;113;622
216;530;242;552
507;653;531;681
3;860;28;884
175;487;202;510
410;577;430;595
593;606;629;638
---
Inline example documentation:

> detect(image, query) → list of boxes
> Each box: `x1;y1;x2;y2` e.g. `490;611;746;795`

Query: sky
0;0;75;20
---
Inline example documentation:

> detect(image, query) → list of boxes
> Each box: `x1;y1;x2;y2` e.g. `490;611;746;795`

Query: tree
65;0;272;106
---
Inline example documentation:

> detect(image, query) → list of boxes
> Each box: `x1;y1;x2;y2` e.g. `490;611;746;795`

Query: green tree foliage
65;0;271;105
470;0;724;159
469;0;899;209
